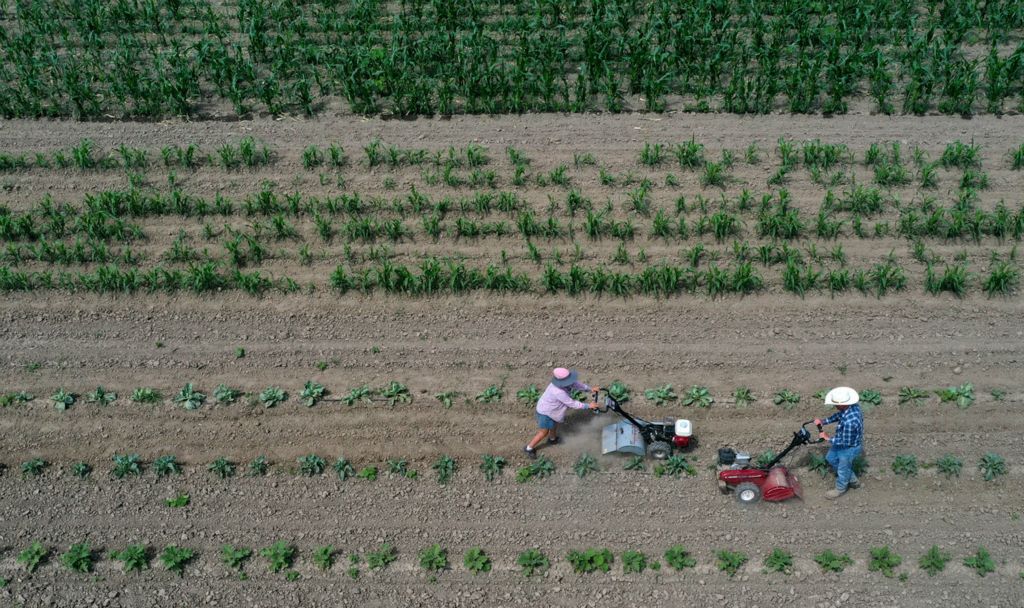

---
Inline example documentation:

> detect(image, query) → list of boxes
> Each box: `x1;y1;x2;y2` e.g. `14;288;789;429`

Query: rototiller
594;390;694;459
717;420;824;504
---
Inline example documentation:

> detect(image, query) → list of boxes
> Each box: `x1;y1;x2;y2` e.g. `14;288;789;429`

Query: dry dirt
1;113;1023;607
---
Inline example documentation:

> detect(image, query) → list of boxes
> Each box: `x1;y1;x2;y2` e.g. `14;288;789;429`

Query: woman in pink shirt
524;368;599;459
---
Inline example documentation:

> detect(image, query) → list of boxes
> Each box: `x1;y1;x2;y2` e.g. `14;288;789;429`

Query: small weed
732;387;754;407
222;545;253;571
517;549;549;577
235;347;246;358
918;545;950;576
624;456;645;471
209;457;236;479
248;456;269;476
716;550;748;577
808;454;830;478
72;462;92;479
435;391;460;408
357;466;378;481
963;547;996;577
814;550;853;573
868;546;902;578
153;455;182;479
21;458;47;477
285;570;300;581
475;385;503;403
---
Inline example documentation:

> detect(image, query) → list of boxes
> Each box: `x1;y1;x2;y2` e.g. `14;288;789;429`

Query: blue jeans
826;445;862;491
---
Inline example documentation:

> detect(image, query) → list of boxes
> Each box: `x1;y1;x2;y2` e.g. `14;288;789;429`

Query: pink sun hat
551;367;578;388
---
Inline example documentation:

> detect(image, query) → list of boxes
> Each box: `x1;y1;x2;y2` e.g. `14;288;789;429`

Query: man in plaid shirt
814;387;864;499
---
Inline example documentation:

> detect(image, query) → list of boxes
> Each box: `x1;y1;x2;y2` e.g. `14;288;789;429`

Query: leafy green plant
475;385;504;403
214;384;242;404
357;466;378;481
153;455;182;478
716;550;748;577
567;548;614;573
209;457;236;479
111;453;143;478
516;385;541;404
160;546;195;577
732;387;754;407
814;550;853;573
852;454;869;477
622;550;648;574
111;545;150;573
480;455;507;481
165;494;190;508
0;391;33;407
918;545;950;576
261;541;296;573
516;456;555;482
86;386;117;405
72;462;92;479
434;391;460;408
300;381;326;407
463;547;491;574
517;549;549;577
131;387;161;404
860;389;882;407
661;455;696;477
380;381;412;405
963;547;996;577
248;455;269;476
978;453;1007;481
897;387;929;405
933;454;963;478
419;544;448;572
366;544;398;570
574;453;600;478
664;545;697;570
868;546;902;578
60;543;94;573
334;457;356;480
891;454;918;478
343;385;373;406
754;450;776;468
259;386;287;407
606;381;631;403
763;548;794;574
50;388;75;411
936;383;974;408
681;385;713;407
624;455;645;471
433;455;456;484
808;454;830;478
644;384;678;406
221;545;253;571
313;546;336;570
174;383;206;410
17;542;49;573
21;458;47;477
773;389;800;408
298;454;326;476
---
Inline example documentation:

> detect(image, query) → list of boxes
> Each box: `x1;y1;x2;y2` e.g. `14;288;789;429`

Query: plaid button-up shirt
822;404;863;448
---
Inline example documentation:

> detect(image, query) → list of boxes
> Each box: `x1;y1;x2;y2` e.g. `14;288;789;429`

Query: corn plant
763;548;794;575
773;389;800;409
313;546;336;571
891;455;918;478
516;456;555;482
573;453;600;478
463;548;491;574
153;455;182;478
86;386;117;405
21;458;47;477
131;387;161;404
261;541;296;573
343;385;373;406
433;455;456;485
72;462;92;479
681;385;713;407
868;546;902;578
624;456;645;471
366;544;398;570
475;385;503;403
298;454;326;477
918;545;950;576
259;386;287;408
814;550;853;573
978;453;1007;481
111;453;143;478
933;455;963;478
516;385;541;404
174;384;205;410
644;384;677;406
936;383;974;408
17;542;49;573
732;387;754;407
111;545;149;574
221;545;252;572
897;387;929;405
214;384;242;405
380;381;411;405
665;546;697;570
480;455;506;481
357;466;378;481
622;550;648;574
299;381;326;407
984;261;1019;296
333;457;356;481
567;548;614;574
160;546;195;577
963;547;996;577
248;456;269;476
716;550;748;577
209;457;236;479
50;388;75;411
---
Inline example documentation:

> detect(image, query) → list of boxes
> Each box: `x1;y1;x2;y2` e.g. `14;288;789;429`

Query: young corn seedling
261;541;296;573
464;548;491;574
111;453;143;478
221;545;252;572
174;383;205;410
978;453;1007;481
153;455;182;479
763;548;794;574
773;389;800;409
517;549;550;577
936;383;974;408
716;550;748;577
214;384;242;405
298;455;326;477
111;545;149;573
72;462;92;479
732;387;754;407
567;548;614;574
681;385;713;407
814;550;853;573
380;381;412;405
86;386;117;405
624;456;645;471
869;546;902;578
475;385;503;403
644;384;678;406
573;453;600;478
131;387;161;404
357;466;378;481
419;544;448;572
434;391;460;408
433;455;456;485
963;547;996;577
367;544;398;571
918;545;950;576
891;455;918;478
313;546;336;571
300;381;326;407
343;385;373;406
209;458;236;479
17;542;49;573
480;455;506;481
517;456;555;482
665;546;697;570
933;455;963;478
259;386;287;408
160;546;195;577
898;387;929;405
248;456;269;476
334;457;356;480
50;388;75;411
21;458;47;477
61;543;94;573
516;385;541;404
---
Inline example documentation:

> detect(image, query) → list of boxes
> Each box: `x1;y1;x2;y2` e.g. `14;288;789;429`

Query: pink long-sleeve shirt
535;381;592;422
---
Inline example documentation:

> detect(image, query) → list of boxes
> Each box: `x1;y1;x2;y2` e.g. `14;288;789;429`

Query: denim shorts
535;413;557;429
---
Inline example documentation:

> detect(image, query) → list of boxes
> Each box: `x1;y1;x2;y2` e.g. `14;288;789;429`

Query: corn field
2;0;1024;118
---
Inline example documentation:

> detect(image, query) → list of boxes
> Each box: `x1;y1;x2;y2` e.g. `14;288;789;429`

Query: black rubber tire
735;482;762;505
648;441;672;460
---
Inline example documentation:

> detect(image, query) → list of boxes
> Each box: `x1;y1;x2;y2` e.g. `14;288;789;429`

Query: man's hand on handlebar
819;432;830;442
813;418;823;427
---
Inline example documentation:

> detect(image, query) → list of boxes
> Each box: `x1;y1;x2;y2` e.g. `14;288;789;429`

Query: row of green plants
2;0;1024;117
0;380;995;411
6;540;1013;582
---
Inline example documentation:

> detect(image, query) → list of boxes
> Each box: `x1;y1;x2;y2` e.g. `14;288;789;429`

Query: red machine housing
718;466;802;502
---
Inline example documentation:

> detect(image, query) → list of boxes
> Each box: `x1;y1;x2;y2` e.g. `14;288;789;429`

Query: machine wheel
647;441;672;460
734;482;762;505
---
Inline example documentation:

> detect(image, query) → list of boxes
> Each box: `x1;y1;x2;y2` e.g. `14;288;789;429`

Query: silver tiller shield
601;421;646;456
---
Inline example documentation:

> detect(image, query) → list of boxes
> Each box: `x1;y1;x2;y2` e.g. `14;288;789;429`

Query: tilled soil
1;113;1023;607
